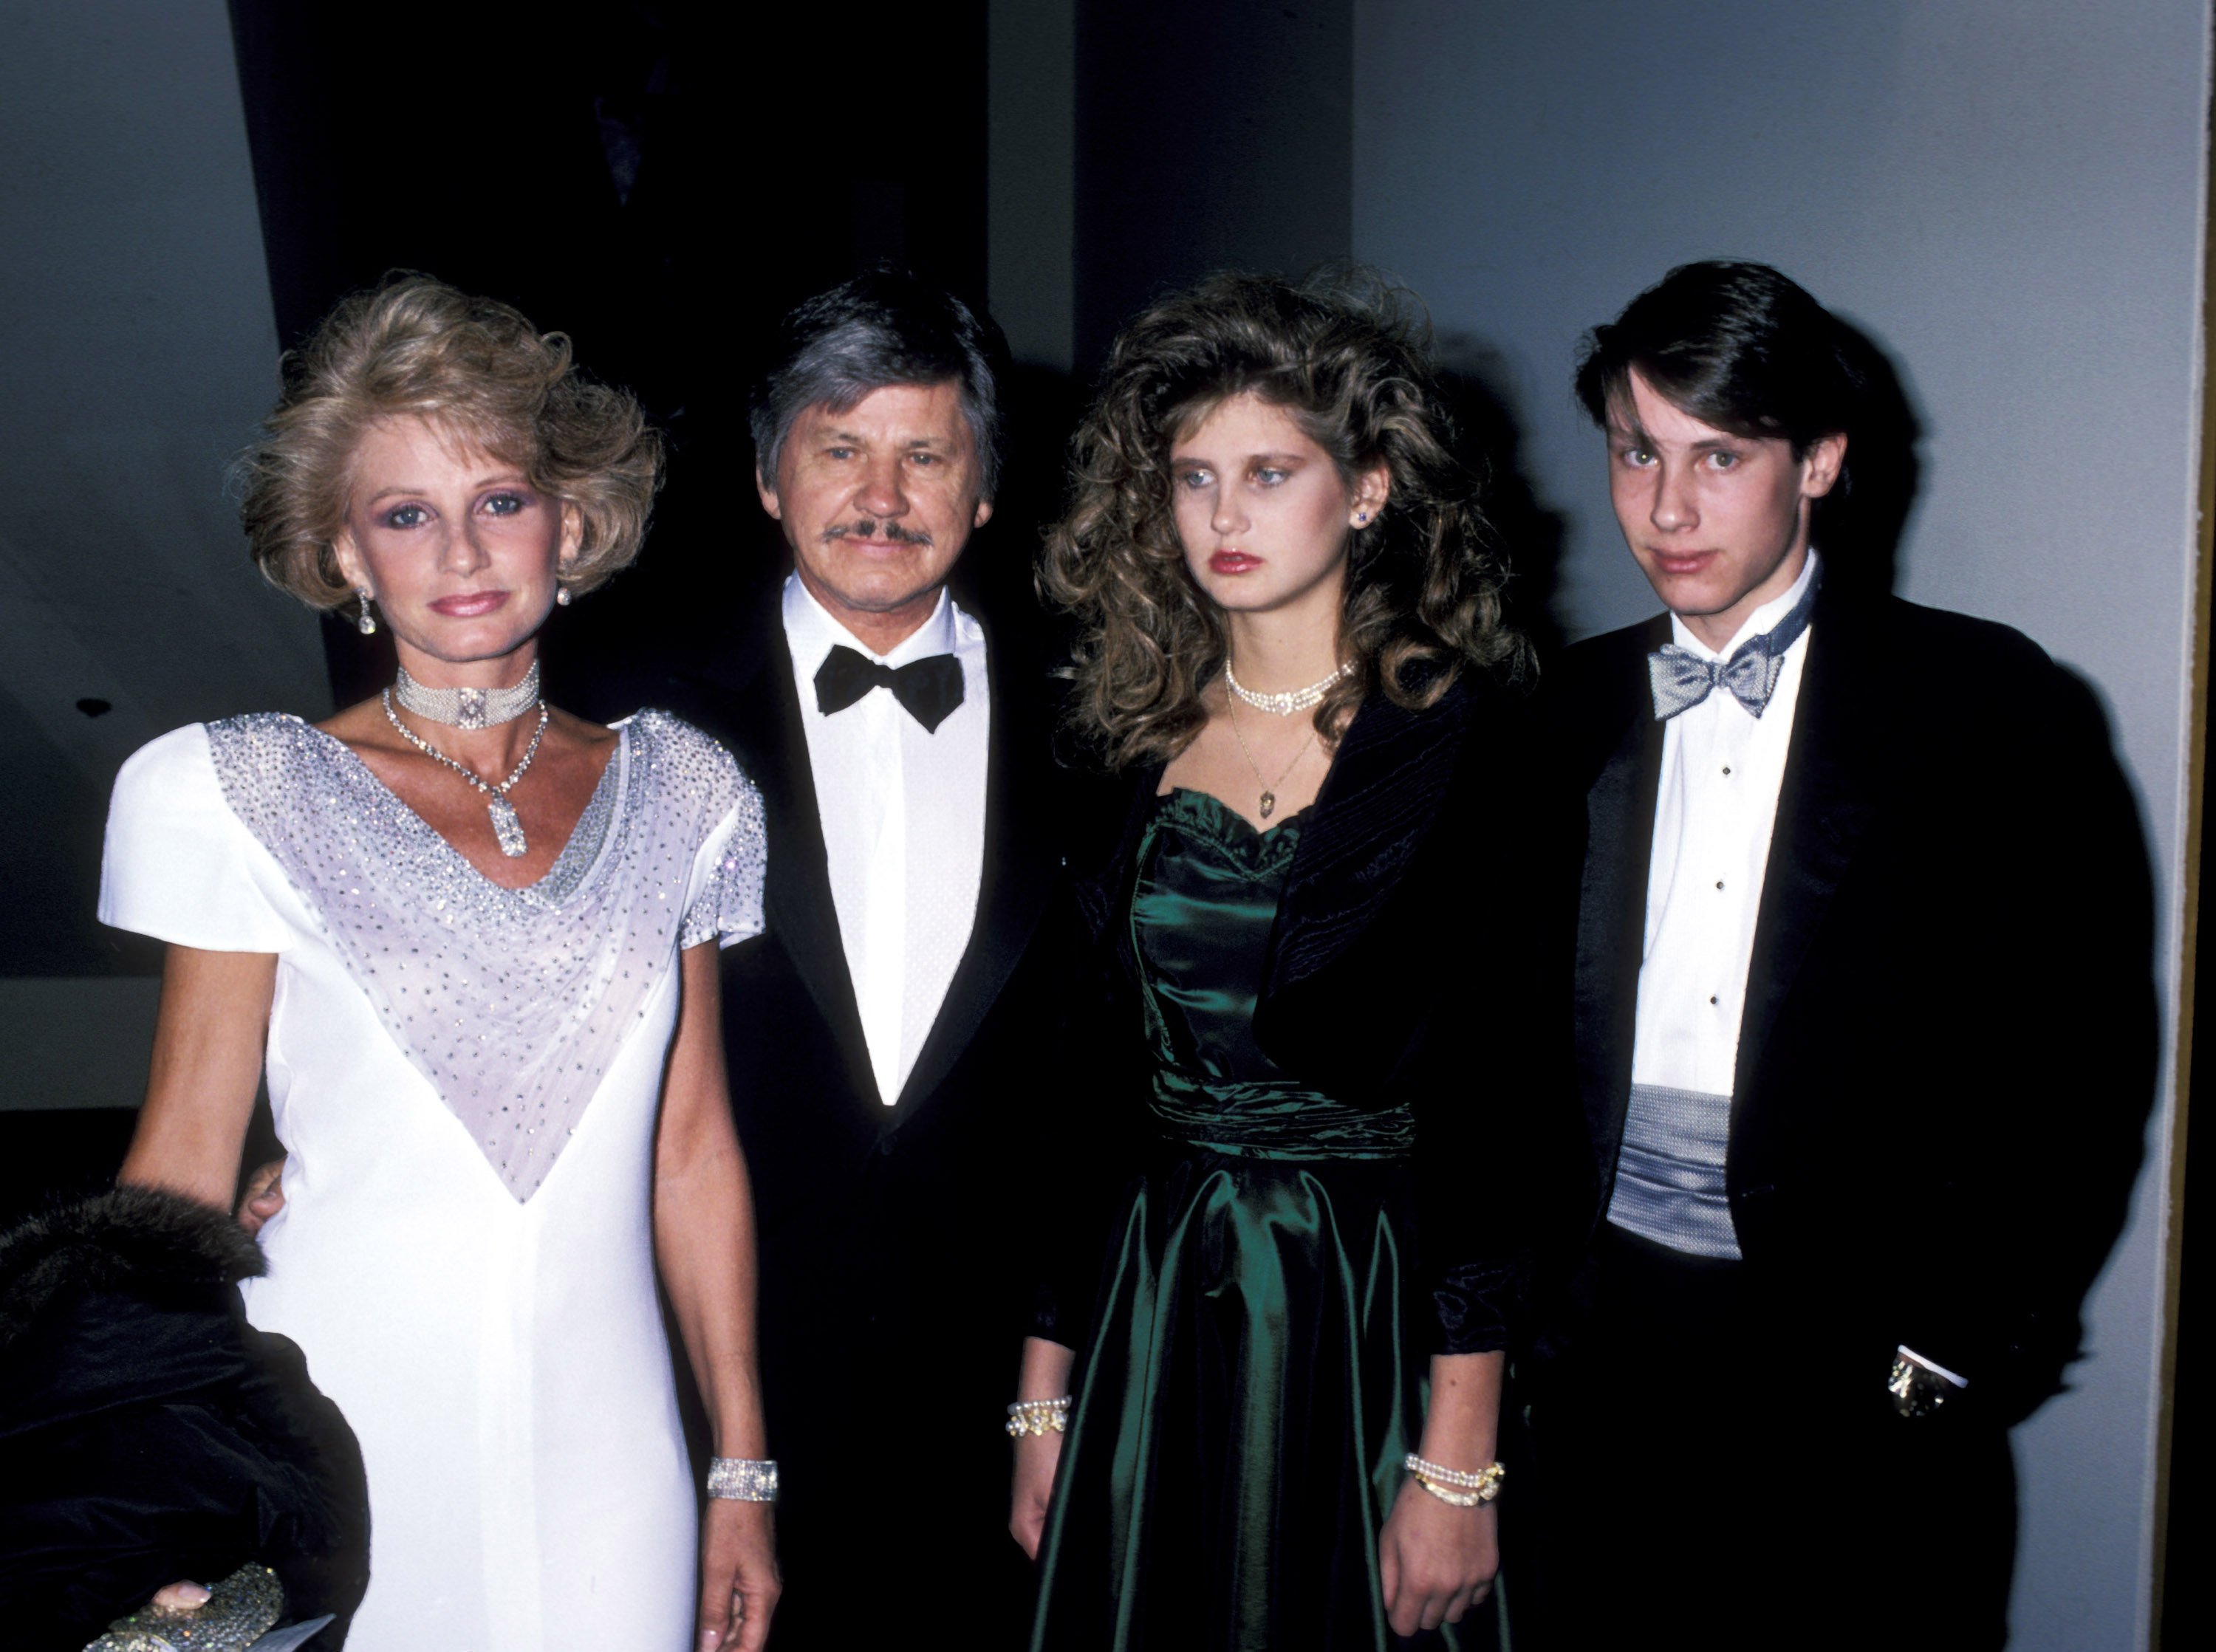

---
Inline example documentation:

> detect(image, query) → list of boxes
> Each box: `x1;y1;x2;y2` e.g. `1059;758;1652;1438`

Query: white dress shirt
782;575;989;1106
1630;549;1819;1100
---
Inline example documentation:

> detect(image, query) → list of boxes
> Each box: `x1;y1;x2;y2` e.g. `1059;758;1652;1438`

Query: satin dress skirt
1033;789;1475;1650
1031;1127;1470;1651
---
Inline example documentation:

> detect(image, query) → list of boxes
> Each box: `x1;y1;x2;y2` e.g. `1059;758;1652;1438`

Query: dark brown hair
1574;260;1864;462
1041;270;1527;770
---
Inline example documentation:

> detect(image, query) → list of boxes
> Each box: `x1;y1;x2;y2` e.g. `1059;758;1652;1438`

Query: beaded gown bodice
205;709;763;1199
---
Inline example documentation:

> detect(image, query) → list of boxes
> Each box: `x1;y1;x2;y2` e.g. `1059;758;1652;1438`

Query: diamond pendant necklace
380;690;550;857
1224;657;1351;716
1225;696;1315;821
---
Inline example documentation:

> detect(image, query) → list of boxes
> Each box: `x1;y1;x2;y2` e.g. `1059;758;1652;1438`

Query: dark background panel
1072;0;1352;371
225;0;995;715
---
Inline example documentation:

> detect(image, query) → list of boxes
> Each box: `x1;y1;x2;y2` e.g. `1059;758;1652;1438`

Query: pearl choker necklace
393;662;541;730
1223;658;1352;717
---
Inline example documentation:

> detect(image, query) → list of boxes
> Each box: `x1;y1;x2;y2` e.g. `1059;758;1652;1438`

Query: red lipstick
1209;550;1260;575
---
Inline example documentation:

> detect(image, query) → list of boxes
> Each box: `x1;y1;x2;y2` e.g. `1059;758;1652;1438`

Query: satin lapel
894;635;1060;1111
1263;681;1474;1001
1573;630;1666;1160
1731;597;1884;1110
745;631;880;1108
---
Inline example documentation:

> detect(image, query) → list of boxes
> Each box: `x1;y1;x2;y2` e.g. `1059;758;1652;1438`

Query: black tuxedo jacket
1042;673;1585;1360
1542;588;2156;1419
674;596;1076;1354
663;593;1090;1630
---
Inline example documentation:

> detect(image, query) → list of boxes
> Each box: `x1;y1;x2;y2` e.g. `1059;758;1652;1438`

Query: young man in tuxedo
679;270;1075;1645
1521;261;2155;1649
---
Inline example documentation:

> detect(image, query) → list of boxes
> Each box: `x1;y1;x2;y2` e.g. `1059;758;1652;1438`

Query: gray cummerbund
1605;1082;1743;1260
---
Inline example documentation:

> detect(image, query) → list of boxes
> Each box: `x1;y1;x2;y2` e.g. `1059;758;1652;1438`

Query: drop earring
355;589;377;636
555;584;572;607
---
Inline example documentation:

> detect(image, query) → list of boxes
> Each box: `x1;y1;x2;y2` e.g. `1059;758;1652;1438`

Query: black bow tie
813;645;965;732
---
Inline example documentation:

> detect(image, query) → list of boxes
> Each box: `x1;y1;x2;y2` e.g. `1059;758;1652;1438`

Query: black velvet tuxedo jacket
1042;673;1585;1361
1540;587;2156;1419
666;594;1086;1497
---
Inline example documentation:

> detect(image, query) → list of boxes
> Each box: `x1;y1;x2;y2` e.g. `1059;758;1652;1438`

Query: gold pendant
1259;791;1276;819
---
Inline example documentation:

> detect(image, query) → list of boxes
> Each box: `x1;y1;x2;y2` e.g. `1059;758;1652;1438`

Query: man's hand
1378;1476;1498;1636
236;1157;286;1237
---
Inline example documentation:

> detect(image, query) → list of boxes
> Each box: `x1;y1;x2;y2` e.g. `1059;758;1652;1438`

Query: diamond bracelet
707;1457;779;1501
1006;1396;1073;1437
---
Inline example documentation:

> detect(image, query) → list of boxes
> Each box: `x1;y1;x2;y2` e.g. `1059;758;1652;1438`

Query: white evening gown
98;710;765;1652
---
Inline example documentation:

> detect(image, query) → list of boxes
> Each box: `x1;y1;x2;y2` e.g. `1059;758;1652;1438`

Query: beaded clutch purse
81;1566;333;1652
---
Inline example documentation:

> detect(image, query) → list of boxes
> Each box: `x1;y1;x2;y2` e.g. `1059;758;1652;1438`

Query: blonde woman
102;277;779;1651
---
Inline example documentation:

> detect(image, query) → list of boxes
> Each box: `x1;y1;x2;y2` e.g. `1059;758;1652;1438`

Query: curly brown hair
236;274;663;609
1040;270;1528;770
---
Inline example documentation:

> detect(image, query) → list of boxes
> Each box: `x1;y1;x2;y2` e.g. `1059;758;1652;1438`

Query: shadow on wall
1822;312;1925;604
1433;333;1570;665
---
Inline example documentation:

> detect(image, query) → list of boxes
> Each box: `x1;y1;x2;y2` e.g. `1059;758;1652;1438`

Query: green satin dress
1031;788;1466;1651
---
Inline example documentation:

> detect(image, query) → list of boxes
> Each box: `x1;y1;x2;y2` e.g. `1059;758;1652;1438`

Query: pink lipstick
428;590;512;617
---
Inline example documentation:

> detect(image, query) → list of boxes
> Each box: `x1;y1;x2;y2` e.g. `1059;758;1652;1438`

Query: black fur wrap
0;1187;369;1647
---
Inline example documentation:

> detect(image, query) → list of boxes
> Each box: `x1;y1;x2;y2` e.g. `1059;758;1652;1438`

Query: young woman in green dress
1012;273;1573;1648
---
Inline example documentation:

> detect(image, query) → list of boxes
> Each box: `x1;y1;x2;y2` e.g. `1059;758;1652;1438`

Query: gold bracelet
1005;1396;1072;1438
1413;1472;1496;1508
1403;1453;1504;1504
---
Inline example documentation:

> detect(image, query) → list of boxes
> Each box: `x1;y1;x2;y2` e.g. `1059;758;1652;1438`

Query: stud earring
355;589;377;636
1354;510;1372;526
555;584;572;607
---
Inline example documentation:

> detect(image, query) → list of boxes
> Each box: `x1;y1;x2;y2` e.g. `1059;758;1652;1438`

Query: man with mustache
1522;261;2155;1649
685;269;1068;1645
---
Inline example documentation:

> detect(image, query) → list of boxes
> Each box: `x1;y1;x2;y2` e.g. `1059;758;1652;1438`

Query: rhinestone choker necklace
1224;658;1352;717
393;662;541;730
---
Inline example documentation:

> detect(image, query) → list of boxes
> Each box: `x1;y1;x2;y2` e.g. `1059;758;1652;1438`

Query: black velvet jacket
1040;671;1586;1359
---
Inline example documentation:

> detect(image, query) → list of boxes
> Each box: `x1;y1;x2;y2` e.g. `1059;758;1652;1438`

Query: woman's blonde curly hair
1040;270;1528;771
236;274;663;609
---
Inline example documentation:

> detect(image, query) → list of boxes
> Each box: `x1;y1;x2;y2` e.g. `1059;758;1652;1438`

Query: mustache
822;519;933;546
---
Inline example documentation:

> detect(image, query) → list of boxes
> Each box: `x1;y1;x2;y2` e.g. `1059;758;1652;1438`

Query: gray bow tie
1647;577;1819;722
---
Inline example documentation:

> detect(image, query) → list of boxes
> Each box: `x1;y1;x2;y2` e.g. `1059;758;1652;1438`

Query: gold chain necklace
1225;696;1314;820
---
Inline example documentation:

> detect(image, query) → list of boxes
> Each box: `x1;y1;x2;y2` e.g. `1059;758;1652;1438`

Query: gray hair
750;267;1005;500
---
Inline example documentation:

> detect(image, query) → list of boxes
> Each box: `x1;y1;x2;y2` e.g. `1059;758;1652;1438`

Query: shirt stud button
1715;880;1725;890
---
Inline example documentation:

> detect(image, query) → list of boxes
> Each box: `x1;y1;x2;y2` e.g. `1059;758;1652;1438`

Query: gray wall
1353;1;2205;1643
0;1;323;1103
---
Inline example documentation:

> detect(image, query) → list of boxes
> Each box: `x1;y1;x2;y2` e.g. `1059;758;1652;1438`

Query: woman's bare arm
1378;1350;1504;1636
654;944;779;1652
118;945;276;1210
1009;1334;1078;1559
